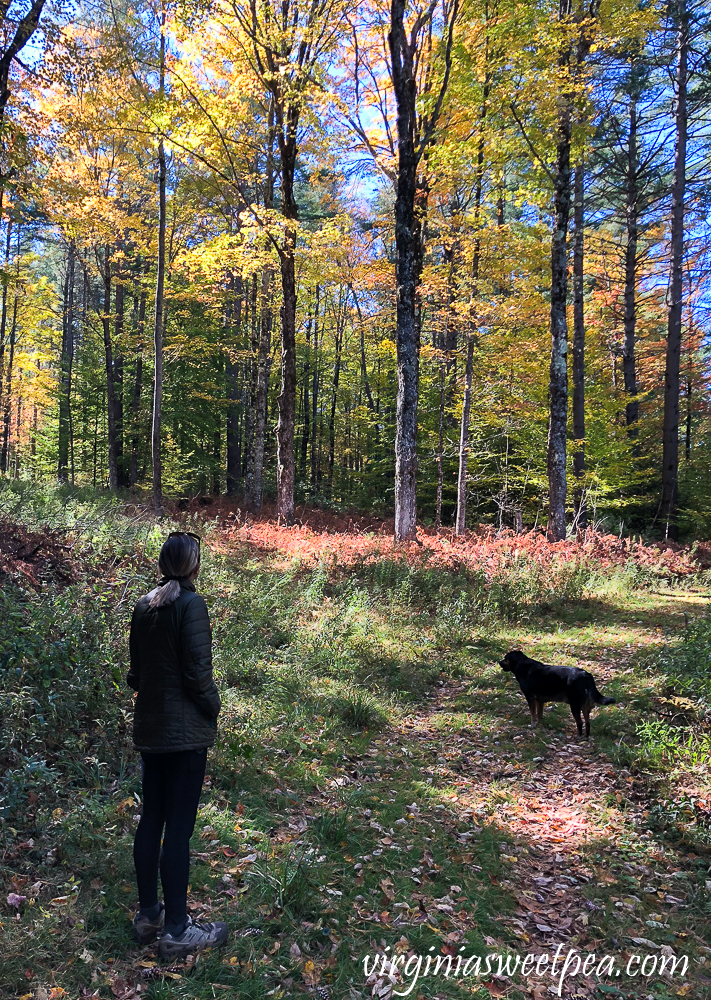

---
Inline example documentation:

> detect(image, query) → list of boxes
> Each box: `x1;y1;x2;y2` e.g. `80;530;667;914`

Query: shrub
635;718;711;772
0;754;57;821
654;613;711;705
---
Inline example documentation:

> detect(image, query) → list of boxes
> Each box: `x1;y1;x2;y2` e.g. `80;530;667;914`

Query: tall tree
454;0;497;537
0;0;46;121
243;102;276;513
591;47;666;445
99;244;120;489
244;265;274;511
388;0;459;540
235;0;345;525
57;239;75;482
621;66;641;437
546;0;600;542
152;4;167;514
660;0;688;539
0;217;19;472
129;265;147;488
571;160;586;529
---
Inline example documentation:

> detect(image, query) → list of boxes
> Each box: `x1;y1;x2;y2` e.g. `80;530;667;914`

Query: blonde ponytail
147;578;183;609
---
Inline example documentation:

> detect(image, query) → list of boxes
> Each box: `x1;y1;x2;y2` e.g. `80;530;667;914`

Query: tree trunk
13;394;20;476
351;285;375;412
0;217;12;417
328;317;343;496
31;389;37;465
276;221;297;523
685;364;691;461
226;279;243;494
1;290;18;472
436;243;459;529
623;92;639;438
547;85;572;541
101;246;119;491
455;24;494;537
388;0;434;541
435;358;446;530
245;267;273;512
443;243;458;423
243;275;257;484
93;402;99;487
311;284;320;490
114;277;126;486
572;161;586;530
212;353;223;494
455;137;486;536
300;288;312;483
660;1;687;540
152;135;166;513
274;90;298;525
391;122;421;541
245;101;276;513
129;280;147;488
455;333;475;535
226;358;243;491
58;241;75;482
543;0;603;537
152;14;167;515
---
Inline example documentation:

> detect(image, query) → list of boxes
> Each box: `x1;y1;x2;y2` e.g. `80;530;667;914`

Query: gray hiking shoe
158;917;229;959
132;903;165;944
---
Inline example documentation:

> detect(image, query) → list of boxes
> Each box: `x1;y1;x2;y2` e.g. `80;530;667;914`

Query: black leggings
133;748;207;933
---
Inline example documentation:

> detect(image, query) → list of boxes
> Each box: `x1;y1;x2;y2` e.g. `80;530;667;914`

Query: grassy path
3;573;711;1000
352;589;711;1000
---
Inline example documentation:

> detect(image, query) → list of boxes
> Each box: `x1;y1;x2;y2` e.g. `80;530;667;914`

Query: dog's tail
591;683;615;706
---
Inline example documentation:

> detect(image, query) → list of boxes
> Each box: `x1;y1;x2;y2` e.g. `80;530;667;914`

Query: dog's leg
570;703;583;738
526;697;537;726
582;704;591;740
536;700;545;722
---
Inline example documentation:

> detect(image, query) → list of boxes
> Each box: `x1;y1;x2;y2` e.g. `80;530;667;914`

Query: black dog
499;649;615;739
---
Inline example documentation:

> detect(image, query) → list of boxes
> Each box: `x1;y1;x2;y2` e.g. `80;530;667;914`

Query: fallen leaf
302;960;321;985
380;879;395;901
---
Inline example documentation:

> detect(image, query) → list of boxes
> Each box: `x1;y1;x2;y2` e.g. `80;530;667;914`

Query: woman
127;531;228;959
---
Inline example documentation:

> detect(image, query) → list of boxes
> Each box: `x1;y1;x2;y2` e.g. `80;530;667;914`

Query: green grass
1;483;710;999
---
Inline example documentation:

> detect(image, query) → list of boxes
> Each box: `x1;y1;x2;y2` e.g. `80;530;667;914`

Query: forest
2;2;711;1000
0;0;709;540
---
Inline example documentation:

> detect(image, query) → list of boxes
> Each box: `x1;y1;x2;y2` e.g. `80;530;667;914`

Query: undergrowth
1;482;709;1000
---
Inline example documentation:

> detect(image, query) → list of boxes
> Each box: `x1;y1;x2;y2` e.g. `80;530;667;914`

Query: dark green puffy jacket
127;578;221;752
